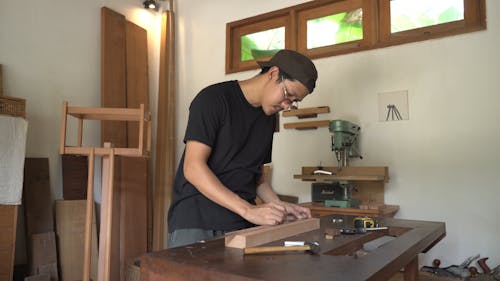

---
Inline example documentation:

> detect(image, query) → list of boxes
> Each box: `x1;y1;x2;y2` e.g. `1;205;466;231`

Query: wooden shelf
294;174;385;181
283;120;330;130
300;202;399;218
294;166;389;182
282;106;330;119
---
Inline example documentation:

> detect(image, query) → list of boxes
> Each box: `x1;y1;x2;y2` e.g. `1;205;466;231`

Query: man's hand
281;202;312;220
242;202;287;226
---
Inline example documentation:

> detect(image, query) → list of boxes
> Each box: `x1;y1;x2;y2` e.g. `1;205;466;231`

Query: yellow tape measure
353;216;375;229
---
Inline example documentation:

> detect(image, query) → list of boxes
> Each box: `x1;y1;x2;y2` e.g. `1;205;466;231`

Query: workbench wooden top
140;216;445;281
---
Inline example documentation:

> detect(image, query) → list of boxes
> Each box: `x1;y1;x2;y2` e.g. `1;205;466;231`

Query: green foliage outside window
391;0;464;33
241;27;284;62
307;9;363;49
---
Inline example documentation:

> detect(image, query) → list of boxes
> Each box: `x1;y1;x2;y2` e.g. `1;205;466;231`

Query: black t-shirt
168;80;276;232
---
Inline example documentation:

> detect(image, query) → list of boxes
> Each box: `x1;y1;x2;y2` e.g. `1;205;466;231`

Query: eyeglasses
281;76;300;110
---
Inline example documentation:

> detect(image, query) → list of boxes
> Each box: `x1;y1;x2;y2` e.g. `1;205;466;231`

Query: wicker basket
125;259;141;281
0;96;26;118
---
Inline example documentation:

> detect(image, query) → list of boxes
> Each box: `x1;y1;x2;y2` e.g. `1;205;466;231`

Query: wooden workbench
140;216;445;281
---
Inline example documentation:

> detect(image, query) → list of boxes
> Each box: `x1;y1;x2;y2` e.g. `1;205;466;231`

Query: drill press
330;120;362;167
322;120;362;208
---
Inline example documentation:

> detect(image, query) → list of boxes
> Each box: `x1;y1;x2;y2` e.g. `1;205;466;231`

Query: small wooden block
324;227;340;239
225;218;320;249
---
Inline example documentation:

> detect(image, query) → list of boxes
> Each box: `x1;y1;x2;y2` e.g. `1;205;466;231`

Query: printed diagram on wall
378;90;409;122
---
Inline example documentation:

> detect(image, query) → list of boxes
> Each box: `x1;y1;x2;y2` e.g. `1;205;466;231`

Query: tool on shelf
319;120;364;208
329;120;362;168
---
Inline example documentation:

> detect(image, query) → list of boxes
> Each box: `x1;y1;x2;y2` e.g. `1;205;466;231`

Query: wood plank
125;21;149;147
55;200;98;281
30;232;58;280
121;22;149;279
98;148;119;281
225;218;320;249
153;9;176;251
62;155;88;200
23;158;54;238
281;106;330;118
298;166;389;182
119;158;148;278
101;7;127;148
283;120;330;130
0;205;17;281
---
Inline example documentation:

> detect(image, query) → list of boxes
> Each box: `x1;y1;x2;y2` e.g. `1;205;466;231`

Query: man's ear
268;66;280;81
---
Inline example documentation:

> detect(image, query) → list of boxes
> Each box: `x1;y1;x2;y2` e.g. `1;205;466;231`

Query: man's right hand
243;202;287;226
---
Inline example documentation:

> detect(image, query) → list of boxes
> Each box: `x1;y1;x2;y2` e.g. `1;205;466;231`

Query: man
167;49;318;248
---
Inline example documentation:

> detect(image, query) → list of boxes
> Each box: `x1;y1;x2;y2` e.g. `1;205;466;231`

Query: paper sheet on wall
0;115;28;205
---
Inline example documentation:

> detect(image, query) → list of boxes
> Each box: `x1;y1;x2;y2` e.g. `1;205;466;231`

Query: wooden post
83;148;95;281
97;145;115;281
60;102;68;154
153;5;176;251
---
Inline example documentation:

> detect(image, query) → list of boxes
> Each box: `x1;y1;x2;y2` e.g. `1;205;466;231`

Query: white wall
2;0;499;270
175;0;500;268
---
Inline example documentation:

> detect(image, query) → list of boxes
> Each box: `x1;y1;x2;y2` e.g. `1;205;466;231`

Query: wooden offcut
62;155;88;200
225;218;320;249
23;158;54;239
0;205;17;281
55;200;98;281
30;232;58;280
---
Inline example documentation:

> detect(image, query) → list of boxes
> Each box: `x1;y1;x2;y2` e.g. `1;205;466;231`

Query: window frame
226;9;293;74
296;0;378;59
225;0;486;74
378;0;486;46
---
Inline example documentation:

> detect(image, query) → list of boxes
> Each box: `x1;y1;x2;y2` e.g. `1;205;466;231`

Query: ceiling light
143;0;157;10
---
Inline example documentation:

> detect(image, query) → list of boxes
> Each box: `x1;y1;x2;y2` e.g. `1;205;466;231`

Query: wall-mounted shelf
282;106;330;119
283;120;330;130
294;166;389;182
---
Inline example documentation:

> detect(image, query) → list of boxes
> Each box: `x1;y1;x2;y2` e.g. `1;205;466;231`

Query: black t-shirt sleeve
184;89;225;148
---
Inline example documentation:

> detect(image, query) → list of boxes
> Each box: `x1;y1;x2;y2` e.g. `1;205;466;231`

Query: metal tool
329;120;362;168
321;120;363;208
244;241;320;255
354;216;375;229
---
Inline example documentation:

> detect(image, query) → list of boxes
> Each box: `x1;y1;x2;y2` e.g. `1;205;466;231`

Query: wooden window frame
296;0;378;59
226;9;293;74
378;0;487;47
226;0;486;74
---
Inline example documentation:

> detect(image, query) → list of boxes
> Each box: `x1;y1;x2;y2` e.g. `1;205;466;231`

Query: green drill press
324;120;362;208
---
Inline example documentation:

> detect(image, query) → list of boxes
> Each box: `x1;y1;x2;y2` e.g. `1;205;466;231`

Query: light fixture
143;0;158;10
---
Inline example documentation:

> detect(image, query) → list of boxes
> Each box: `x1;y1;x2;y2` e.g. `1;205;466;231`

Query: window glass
390;0;464;33
307;8;363;49
241;27;285;62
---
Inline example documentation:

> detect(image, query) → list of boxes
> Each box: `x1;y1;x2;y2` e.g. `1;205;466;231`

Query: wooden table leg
404;256;419;281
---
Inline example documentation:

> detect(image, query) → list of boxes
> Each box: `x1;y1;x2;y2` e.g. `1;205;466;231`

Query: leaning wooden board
0;205;17;281
101;7;149;281
101;8;125;281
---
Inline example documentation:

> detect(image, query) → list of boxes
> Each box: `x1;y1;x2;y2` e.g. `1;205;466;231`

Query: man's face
262;74;309;115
